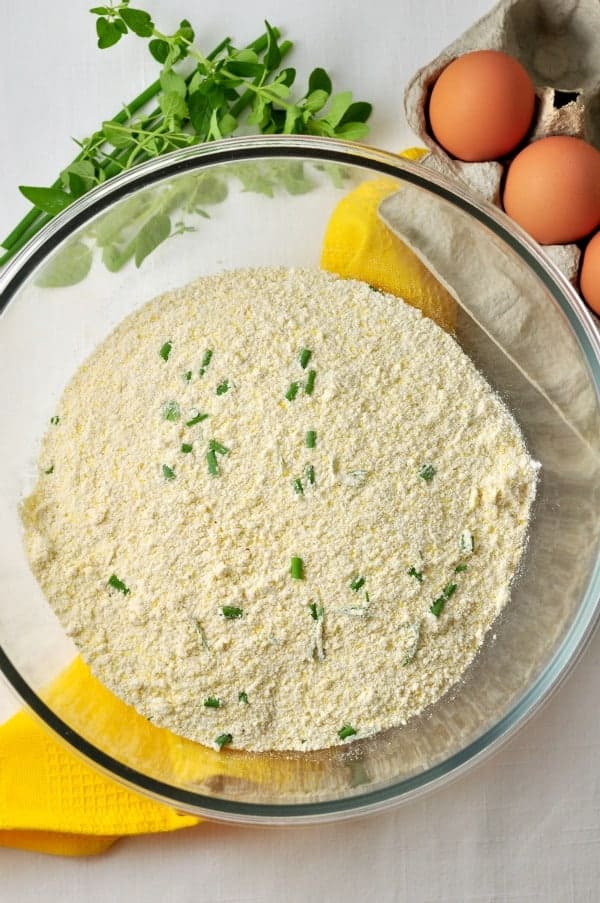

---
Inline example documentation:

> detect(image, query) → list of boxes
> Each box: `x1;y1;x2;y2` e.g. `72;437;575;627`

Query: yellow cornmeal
21;268;537;752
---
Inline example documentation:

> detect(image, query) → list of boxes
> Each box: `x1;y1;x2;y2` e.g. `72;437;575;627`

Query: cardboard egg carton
404;0;600;286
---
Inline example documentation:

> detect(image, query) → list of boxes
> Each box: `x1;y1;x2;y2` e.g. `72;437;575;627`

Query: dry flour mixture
21;268;537;752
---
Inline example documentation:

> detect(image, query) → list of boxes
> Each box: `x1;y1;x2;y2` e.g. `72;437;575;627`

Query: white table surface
1;1;599;899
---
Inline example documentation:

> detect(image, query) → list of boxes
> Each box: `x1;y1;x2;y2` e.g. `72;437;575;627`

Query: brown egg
580;231;600;315
503;137;600;244
428;50;535;162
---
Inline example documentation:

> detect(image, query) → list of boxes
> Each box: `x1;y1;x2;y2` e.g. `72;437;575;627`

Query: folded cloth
0;147;455;857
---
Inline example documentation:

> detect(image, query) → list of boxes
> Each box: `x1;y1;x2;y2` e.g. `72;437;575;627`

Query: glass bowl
1;136;599;823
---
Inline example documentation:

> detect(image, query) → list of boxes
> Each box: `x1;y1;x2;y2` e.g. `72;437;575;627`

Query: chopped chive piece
222;606;243;619
454;563;468;573
291;556;304;580
108;574;130;595
285;381;299;401
199;349;213;376
238;692;249;704
184;370;192;382
159;341;172;361
186;412;209;427
305;464;315;485
50;415;60;425
443;582;457;599
293;478;304;495
365;591;370;604
419;464;436;483
209;439;230;455
44;465;54;475
162;464;175;480
407;566;423;583
207;449;218;475
430;596;445;617
216;380;229;395
459;529;474;554
338;724;357;740
305;430;316;448
299;347;312;369
204;696;221;708
215;733;232;750
181;443;193;454
162;400;180;422
304;369;316;395
350;576;365;592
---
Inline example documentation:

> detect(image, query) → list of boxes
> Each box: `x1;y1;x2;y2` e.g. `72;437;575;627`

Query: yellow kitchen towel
0;147;456;858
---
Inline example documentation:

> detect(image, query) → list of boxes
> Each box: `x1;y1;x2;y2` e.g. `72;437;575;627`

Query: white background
1;1;599;900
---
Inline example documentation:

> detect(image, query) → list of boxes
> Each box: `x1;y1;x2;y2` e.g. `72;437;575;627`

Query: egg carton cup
403;0;600;285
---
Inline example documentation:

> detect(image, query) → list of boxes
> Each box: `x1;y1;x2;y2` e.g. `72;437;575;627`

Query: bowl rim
1;134;599;823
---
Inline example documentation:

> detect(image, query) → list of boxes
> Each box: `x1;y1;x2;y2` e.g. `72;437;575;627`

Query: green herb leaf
293;478;304;495
338;724;357;740
238;691;249;704
203;696;221;708
222;606;243;619
181;443;193;454
159;341;172;361
96;16;123;49
184;370;192;382
216;380;230;396
207;449;218;476
162;464;176;480
36;240;93;288
159;69;188;98
209;440;229;456
285;381;299;401
308;602;323;621
443;582;457;599
454;563;468;573
299;347;312;369
134;213;171;267
102;121;133;149
186;412;209;426
264;20;282;69
19;185;73;216
149;38;169;63
162;400;180;422
407;566;423;583
305;430;316;448
419;464;436;483
120;7;154;38
305;464;315;485
199;349;213;376
350;576;365;592
44;465;54;475
304;370;316;395
215;732;232;750
290;556;304;580
308;67;332;95
108;574;130;595
50;416;60;425
324;91;353;128
430;596;445;618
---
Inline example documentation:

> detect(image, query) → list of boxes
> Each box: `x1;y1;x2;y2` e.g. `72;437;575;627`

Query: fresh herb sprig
0;4;373;276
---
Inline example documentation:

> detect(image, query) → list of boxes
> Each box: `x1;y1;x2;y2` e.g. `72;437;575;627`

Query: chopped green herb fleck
305;464;315;485
159;341;172;361
186;412;209;427
222;606;243;619
209;439;230;455
291;556;304;580
162;400;180;422
407;566;423;583
419;463;436;483
199;349;213;376
299;348;312;369
181;443;193;454
204;696;221;708
309;602;324;620
50;415;60;425
305;369;316;395
184;370;192;382
238;692;249;704
215;733;232;750
108;574;130;595
443;582;457;599
430;596;445;617
365;591;370;604
44;465;54;475
285;381;299;401
293;478;304;495
338;724;357;740
350;576;366;592
459;529;474;554
454;563;468;573
207;449;218;476
305;430;316;448
162;464;175;481
216;380;230;395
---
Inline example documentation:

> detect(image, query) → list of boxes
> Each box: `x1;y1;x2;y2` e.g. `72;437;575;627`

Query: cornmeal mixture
21;268;537;752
